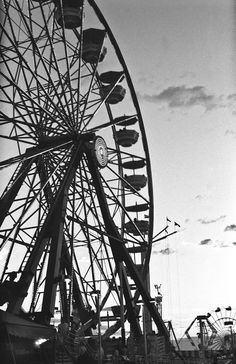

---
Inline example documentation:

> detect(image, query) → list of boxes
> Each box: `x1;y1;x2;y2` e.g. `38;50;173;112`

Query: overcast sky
99;0;236;337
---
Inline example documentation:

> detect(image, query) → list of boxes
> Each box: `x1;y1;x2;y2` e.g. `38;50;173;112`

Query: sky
98;0;236;338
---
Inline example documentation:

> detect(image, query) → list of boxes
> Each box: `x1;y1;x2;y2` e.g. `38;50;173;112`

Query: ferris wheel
184;307;236;353
0;0;168;345
206;307;236;351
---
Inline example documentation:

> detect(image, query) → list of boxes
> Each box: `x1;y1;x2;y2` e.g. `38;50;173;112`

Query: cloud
225;130;236;138
179;71;196;80
153;247;175;255
224;224;236;232
199;239;235;248
199;239;213;246
198;216;226;225
227;94;236;101
194;194;210;201
219;242;230;248
195;194;203;200
226;94;236;114
138;85;220;111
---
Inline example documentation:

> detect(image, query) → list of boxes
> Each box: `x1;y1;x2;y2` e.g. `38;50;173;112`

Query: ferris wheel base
0;309;56;364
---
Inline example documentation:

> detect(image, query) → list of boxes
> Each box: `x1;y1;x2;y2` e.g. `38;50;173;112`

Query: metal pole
143;304;148;364
119;263;126;346
97;290;102;364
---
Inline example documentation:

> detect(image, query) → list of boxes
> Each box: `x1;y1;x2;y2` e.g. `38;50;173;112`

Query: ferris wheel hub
93;136;108;168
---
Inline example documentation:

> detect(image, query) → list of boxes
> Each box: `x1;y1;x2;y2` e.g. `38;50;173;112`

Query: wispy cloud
224;224;236;232
225;130;236;138
227;94;236;101
138;85;221;111
179;71;196;80
199;239;236;248
199;239;213;246
198;216;226;225
153;247;175;255
219;242;231;248
194;194;210;201
195;194;203;200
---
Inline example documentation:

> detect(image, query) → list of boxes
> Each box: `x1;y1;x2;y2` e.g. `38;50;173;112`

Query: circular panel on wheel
93;136;108;168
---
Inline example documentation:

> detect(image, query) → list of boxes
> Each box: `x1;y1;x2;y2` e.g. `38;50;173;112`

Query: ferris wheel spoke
0;111;64;139
78;230;113;296
67;160;129;305
76;32;107;131
0;63;70;138
77;70;99;131
5;2;75;133
0;139;73;170
0;146;74;241
0;63;39;141
0;107;38;138
86;116;127;133
80;74;125;134
56;10;79;125
0;3;43;130
27;7;55;121
68;215;123;246
99;176;148;244
105;163;149;204
0;131;36;146
15;2;71;114
70;255;91;310
6;148;84;313
37;3;78;127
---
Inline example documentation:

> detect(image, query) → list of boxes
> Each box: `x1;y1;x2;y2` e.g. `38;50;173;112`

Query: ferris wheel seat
123;174;147;191
55;6;82;29
83;28;106;42
100;84;126;104
82;44;107;63
100;71;124;84
125;203;149;212
122;159;146;169
115;129;139;147
115;115;138;127
125;220;149;235
82;28;107;63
